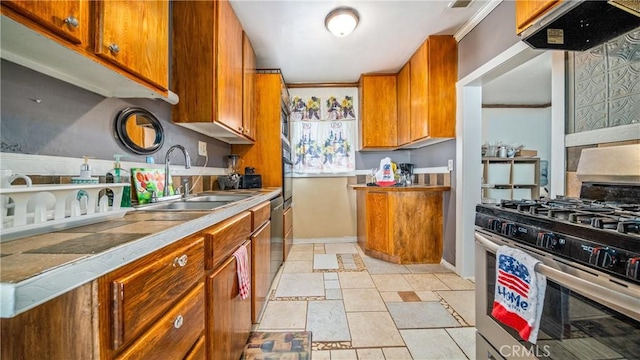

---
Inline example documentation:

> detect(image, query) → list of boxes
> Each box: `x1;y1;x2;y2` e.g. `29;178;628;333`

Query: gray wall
0;60;229;168
457;1;520;80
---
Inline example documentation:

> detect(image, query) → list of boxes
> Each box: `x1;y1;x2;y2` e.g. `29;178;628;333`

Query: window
289;87;357;176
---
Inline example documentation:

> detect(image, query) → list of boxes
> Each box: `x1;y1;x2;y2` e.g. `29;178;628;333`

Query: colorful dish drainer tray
0;183;132;242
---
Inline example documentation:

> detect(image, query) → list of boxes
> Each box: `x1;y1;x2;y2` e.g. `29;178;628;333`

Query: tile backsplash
569;29;639;133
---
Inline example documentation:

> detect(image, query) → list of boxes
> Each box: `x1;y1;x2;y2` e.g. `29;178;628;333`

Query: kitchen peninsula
353;185;450;264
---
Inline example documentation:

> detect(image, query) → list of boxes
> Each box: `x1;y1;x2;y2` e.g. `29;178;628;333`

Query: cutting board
131;168;173;204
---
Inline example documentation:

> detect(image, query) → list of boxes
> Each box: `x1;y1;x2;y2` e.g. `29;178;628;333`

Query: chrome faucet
164;145;191;198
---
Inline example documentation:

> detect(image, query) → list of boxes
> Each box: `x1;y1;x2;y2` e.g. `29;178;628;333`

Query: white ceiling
482;51;552;105
230;0;491;83
230;0;552;103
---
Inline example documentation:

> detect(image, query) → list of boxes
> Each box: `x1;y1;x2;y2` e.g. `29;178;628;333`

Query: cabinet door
515;0;560;34
206;241;252;360
410;40;429;141
410;35;457;141
242;32;257;141
3;0;86;44
251;221;271;323
217;0;244;134
359;74;398;149
365;192;389;253
95;0;169;90
397;62;411;146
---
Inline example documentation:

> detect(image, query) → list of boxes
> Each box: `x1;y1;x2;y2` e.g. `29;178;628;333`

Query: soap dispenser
72;156;99;184
106;154;132;207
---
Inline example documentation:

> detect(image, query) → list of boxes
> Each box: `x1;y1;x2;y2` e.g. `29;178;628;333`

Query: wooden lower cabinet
356;188;445;264
1;282;95;359
1;211;270;359
206;240;252;359
251;221;271;323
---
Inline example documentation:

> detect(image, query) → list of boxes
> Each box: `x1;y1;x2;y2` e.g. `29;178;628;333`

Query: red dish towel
233;245;250;299
492;245;546;344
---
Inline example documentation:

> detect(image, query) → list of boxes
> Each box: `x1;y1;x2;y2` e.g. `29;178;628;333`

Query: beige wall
291;177;357;240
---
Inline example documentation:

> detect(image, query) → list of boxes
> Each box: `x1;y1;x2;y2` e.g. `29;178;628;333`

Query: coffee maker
399;163;415;185
218;154;242;190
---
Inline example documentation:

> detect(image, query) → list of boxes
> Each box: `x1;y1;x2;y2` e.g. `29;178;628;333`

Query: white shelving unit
482;157;540;201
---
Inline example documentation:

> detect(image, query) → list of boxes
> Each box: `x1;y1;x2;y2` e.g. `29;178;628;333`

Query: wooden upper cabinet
217;0;244;134
231;73;284;186
95;0;169;90
3;0;87;45
515;0;561;34
397;62;411;146
172;0;250;144
242;32;256;141
359;74;398;149
409;35;457;142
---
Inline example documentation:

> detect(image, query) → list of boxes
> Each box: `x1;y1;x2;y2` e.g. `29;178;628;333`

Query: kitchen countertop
0;188;281;318
351;184;451;191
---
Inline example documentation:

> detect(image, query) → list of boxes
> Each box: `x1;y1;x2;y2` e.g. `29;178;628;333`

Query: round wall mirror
114;107;164;155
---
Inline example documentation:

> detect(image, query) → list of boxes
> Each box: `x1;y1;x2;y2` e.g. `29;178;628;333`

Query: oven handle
475;231;640;321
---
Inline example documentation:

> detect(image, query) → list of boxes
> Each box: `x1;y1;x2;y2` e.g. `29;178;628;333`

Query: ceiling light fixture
325;7;360;37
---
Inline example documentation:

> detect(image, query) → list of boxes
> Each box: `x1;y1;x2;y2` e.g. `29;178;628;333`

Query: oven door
475;230;640;360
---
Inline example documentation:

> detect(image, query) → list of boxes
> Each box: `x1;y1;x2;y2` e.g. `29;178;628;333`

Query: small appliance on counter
240;166;262;189
399;163;415;185
218;154;242;190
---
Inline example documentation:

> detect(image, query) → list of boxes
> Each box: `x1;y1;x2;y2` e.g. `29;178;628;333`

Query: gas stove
476;144;640;284
476;192;640;285
475;178;640;284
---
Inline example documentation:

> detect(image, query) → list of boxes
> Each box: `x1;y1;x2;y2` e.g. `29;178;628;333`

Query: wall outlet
448;159;454;171
198;141;207;156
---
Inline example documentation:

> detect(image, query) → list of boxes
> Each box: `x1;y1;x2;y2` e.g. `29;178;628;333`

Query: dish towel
233;245;250;300
492;245;546;344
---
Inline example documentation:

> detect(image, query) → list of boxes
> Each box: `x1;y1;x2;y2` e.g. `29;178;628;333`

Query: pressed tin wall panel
570;29;640;133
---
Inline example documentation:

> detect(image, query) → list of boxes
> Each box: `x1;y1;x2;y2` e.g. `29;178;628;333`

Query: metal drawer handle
108;44;120;54
64;16;79;28
173;314;184;329
173;254;188;267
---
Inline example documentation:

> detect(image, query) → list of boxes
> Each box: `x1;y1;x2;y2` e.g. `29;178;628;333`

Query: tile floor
255;242;477;360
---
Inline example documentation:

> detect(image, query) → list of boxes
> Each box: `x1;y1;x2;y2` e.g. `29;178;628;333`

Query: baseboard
293;236;357;244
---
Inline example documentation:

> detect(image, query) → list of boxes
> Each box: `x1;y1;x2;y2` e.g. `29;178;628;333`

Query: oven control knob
488;219;502;232
536;232;563;250
501;222;519;236
625;257;640;280
589;247;618;268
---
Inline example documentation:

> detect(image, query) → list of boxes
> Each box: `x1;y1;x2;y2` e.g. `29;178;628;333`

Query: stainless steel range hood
522;0;640;51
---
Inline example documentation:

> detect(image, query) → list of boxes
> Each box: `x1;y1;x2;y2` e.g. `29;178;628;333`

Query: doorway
453;42;566;278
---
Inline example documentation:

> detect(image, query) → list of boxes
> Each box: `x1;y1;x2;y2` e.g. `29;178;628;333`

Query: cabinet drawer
109;236;205;350
115;283;205;360
283;206;293;232
184;335;206;360
250;201;270;231
204;211;252;270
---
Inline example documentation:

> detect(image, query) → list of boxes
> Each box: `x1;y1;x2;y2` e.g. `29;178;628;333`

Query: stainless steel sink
135;192;255;211
137;201;230;211
185;194;253;202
